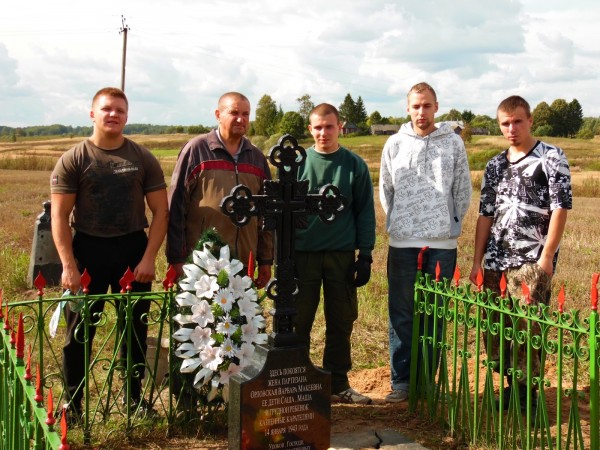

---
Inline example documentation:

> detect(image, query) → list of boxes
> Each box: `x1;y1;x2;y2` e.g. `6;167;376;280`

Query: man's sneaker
331;388;372;405
385;389;409;403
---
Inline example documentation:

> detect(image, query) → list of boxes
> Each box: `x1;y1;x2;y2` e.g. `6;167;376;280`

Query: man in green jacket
294;103;376;404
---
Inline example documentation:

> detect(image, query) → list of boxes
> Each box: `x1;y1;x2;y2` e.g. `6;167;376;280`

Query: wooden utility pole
119;15;129;92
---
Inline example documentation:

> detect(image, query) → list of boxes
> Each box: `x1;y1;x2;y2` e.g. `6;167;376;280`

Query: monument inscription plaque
229;345;330;450
222;135;345;450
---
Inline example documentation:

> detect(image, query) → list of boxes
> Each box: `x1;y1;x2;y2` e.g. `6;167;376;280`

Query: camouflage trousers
483;263;552;386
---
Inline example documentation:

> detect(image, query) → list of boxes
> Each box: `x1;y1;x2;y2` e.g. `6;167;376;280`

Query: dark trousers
294;250;357;394
62;231;151;405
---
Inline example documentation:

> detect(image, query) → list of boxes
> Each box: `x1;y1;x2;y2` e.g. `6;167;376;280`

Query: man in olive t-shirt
50;87;168;420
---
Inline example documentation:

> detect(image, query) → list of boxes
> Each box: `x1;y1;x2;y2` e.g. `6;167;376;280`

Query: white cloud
0;0;598;127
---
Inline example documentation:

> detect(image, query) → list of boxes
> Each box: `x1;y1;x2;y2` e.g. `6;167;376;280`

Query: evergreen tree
549;99;569;137
338;93;356;124
566;99;584;138
355;96;368;124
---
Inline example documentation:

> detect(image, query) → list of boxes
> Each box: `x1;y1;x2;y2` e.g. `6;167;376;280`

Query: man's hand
469;263;482;285
256;264;272;289
171;262;185;279
133;256;156;284
61;263;82;293
348;254;372;288
537;253;554;277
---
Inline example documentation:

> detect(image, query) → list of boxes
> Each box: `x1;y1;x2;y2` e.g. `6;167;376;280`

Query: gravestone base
228;344;331;450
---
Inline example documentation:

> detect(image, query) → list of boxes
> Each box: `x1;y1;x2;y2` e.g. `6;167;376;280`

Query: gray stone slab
330;429;428;450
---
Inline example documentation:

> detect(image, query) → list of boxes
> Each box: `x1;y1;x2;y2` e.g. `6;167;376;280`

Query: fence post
589;274;599;450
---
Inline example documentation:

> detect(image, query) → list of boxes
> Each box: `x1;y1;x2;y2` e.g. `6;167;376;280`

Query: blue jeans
387;246;457;391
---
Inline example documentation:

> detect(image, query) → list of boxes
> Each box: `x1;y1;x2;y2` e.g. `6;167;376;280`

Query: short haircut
218;92;250;110
92;87;128;108
407;82;437;103
497;95;531;118
309;103;339;122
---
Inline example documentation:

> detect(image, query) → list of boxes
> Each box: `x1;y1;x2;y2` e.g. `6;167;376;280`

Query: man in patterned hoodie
379;82;472;403
469;95;572;411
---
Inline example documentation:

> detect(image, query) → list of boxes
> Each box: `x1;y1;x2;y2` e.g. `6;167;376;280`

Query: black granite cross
220;134;346;347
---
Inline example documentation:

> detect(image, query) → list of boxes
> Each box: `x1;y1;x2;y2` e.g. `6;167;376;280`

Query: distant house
341;121;358;136
370;124;400;135
471;127;490;135
444;120;464;135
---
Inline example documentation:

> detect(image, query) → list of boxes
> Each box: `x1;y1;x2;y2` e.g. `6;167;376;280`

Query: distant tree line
2;95;596;141
0;123;213;141
250;93;594;140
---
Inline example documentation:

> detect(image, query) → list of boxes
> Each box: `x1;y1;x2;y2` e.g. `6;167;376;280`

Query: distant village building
370;124;401;135
443;120;464;135
471;127;490;135
341;121;359;136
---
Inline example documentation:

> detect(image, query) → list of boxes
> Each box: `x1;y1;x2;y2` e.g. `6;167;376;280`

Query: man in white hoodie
379;82;472;402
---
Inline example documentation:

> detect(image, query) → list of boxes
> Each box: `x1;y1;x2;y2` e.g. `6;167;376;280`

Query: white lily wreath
172;242;267;402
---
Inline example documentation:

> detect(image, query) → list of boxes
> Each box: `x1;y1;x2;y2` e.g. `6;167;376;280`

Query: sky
1;0;599;127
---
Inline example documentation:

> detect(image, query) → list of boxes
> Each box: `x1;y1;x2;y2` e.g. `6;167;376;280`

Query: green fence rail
408;260;599;450
0;266;178;449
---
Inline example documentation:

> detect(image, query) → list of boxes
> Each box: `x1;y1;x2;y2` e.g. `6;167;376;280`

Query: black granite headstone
229;345;330;450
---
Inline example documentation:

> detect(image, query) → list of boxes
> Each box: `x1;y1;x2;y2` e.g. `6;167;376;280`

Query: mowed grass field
1;133;600;370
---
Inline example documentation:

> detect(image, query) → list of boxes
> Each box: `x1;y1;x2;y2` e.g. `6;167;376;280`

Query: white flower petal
173;313;194;325
173;328;193;342
182;263;203;281
175;291;200;307
180;358;201;373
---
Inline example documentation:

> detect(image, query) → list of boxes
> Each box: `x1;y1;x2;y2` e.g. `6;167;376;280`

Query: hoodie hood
399;121;456;139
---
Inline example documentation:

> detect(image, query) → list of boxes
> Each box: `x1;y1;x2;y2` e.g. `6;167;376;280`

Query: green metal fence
0;267;177;449
408;261;599;450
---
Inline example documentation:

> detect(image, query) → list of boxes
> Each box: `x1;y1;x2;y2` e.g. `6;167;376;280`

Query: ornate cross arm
219;134;347;347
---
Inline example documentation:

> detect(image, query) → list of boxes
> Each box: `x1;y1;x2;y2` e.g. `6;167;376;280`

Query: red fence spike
453;266;461;287
34;272;46;295
435;261;441;282
592;273;599;311
46;387;56;427
163;265;177;289
417;246;429;271
558;285;566;313
522;281;531;305
34;363;43;404
476;268;483;292
16;312;24;359
59;407;70;449
120;267;135;293
80;269;91;294
500;273;507;298
247;251;256;281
